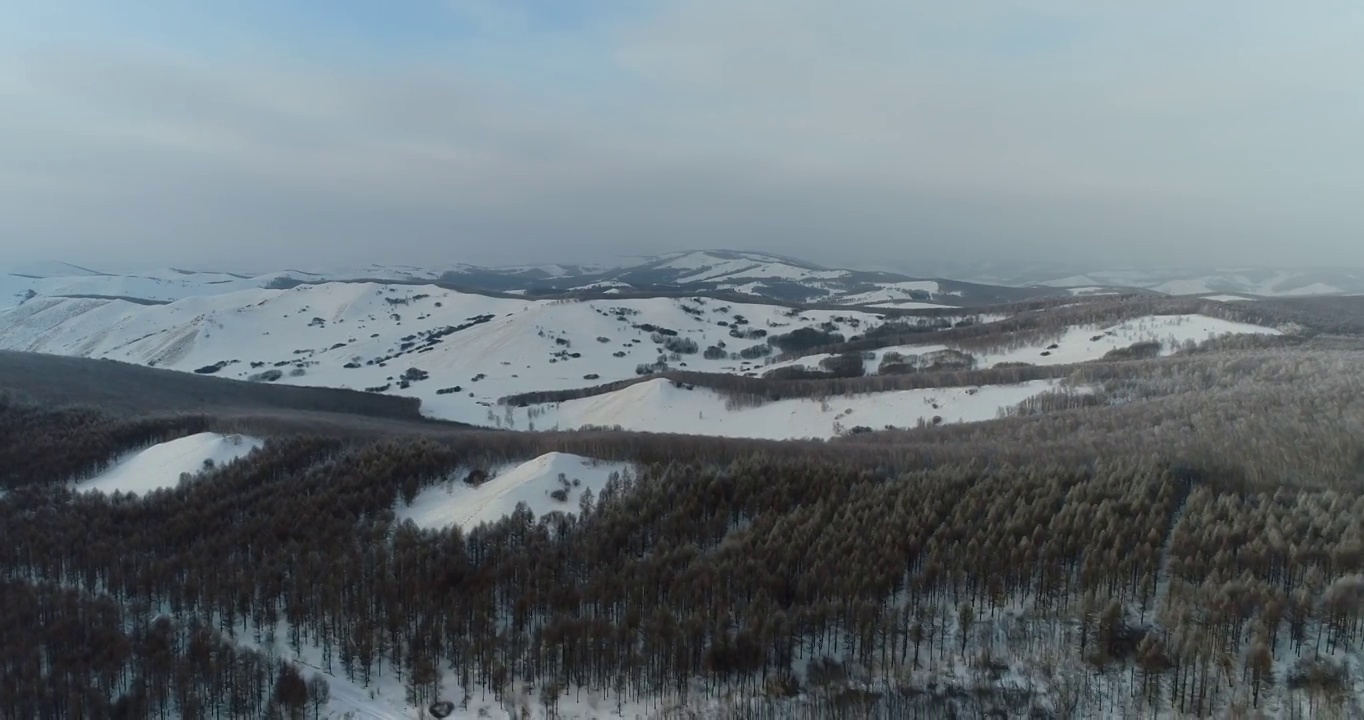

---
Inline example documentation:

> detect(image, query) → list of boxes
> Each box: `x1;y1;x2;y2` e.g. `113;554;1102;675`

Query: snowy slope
0;268;292;310
0;281;1283;436
507;377;1059;439
677;259;849;284
4;249;1062;309
73;433;263;496
971;314;1280;367
840;281;947;305
0;284;892;426
397;453;633;531
235;623;672;720
762;314;1279;377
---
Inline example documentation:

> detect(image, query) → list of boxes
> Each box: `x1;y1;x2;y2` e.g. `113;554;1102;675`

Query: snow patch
397;453;633;531
74;433;264;496
976;314;1280;368
1066;286;1120;296
518;378;1058;440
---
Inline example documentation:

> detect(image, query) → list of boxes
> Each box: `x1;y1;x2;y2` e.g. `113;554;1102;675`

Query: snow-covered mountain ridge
9;252;1360;324
953;263;1364;298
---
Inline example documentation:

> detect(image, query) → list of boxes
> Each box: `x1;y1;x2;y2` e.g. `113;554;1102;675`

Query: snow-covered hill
8;253;1361;323
72;433;263;496
0;283;908;428
3;250;1060;311
397;453;633;531
506;377;1060;439
0;277;1287;438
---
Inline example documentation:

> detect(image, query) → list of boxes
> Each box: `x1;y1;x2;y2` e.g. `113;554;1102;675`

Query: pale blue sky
3;1;1363;271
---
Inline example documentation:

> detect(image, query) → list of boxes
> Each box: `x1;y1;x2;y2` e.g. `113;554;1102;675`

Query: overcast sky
3;1;1363;272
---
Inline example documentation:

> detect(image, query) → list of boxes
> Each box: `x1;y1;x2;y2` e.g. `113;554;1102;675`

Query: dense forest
3;298;1364;718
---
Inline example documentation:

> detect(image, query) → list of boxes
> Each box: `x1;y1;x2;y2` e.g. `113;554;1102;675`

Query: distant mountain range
930;261;1364;299
1;250;1054;310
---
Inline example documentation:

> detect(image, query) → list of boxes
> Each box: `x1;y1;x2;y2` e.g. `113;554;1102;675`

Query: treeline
5;339;1364;715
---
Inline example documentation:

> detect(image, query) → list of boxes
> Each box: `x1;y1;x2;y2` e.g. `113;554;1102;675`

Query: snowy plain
971;313;1280;367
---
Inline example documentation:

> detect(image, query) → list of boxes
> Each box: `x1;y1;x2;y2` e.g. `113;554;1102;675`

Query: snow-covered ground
822;281;947;306
762;314;1279;379
1065;286;1120;296
1151;278;1219;295
0;283;898;427
1203;294;1253;302
0;286;1281;439
506;377;1058;439
72;433;263;496
971;314;1279;368
397;453;633;531
569;280;633;291
0;268;293;310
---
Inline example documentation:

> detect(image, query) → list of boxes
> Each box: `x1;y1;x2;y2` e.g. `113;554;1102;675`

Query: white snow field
0;267;293;310
397;453;633;531
507;377;1060;439
0;280;1285;438
0;283;898;426
970;314;1280;368
73;433;263;496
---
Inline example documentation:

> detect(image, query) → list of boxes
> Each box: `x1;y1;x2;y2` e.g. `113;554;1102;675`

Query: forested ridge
4;316;1364;716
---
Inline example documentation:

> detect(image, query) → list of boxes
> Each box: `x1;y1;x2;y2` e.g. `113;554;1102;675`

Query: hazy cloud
2;1;1362;272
